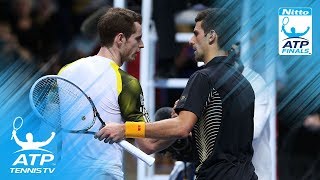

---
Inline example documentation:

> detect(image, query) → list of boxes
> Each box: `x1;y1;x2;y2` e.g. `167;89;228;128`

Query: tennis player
55;8;172;179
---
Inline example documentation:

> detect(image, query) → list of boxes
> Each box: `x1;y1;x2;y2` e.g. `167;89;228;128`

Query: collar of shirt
205;56;236;67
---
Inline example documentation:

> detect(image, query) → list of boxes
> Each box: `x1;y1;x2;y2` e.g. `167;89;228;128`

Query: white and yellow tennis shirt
57;55;149;178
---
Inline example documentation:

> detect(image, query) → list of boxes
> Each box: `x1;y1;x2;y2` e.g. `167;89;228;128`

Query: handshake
161;135;194;162
155;107;194;162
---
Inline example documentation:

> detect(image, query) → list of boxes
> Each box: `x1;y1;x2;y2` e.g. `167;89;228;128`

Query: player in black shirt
95;8;257;180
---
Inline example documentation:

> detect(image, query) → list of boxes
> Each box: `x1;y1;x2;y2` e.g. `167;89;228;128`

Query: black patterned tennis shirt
175;56;257;180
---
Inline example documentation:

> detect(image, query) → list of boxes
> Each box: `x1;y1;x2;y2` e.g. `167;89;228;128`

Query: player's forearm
136;138;176;154
145;117;190;139
12;133;22;145
95;111;196;143
125;112;195;139
124;117;190;139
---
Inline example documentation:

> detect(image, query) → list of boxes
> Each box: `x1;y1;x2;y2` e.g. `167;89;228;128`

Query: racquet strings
31;77;95;132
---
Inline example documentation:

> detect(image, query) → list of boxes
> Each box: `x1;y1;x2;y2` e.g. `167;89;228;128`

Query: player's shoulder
58;56;94;74
118;69;141;89
118;69;138;82
189;69;210;81
59;56;114;75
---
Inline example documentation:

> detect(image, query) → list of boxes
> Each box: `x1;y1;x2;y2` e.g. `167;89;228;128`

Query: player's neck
97;47;122;66
204;47;227;64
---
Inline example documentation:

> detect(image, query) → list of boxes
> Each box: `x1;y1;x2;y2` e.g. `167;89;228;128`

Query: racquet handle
118;140;155;166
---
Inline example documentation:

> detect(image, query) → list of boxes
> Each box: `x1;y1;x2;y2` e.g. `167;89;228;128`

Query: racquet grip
118;140;155;166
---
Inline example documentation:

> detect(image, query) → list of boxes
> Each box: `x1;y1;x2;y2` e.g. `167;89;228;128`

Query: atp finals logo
10;117;56;174
278;7;312;55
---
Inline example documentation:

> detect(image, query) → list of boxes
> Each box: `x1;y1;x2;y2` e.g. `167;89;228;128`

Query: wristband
125;122;146;138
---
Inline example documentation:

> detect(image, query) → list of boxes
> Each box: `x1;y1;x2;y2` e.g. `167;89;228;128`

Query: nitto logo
282;9;310;15
278;7;312;55
10;117;56;174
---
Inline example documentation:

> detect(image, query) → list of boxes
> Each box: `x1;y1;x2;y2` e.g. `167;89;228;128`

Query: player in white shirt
54;8;172;180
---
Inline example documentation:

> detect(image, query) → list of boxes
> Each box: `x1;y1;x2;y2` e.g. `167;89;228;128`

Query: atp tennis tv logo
10;117;56;174
278;7;312;55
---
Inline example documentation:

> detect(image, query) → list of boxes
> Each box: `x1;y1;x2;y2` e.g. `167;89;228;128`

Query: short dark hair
195;8;240;50
97;8;142;47
154;107;173;121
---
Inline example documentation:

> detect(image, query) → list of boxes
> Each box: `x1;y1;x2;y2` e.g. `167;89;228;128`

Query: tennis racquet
11;117;23;140
29;75;155;166
281;17;289;32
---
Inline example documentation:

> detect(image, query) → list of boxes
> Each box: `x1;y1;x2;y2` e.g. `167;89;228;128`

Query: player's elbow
140;146;155;155
176;127;190;139
174;117;193;139
136;140;157;154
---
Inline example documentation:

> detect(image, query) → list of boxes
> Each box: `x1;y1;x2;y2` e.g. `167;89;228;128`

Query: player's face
189;21;207;62
121;22;144;62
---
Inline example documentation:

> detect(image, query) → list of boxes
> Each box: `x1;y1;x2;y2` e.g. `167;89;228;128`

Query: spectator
9;0;38;59
278;107;320;180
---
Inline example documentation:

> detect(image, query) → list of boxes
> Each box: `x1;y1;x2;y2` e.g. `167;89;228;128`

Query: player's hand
171;100;179;118
94;123;125;144
12;130;16;135
51;132;56;136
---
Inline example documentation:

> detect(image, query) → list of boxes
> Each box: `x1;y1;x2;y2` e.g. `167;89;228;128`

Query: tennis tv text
10;154;55;174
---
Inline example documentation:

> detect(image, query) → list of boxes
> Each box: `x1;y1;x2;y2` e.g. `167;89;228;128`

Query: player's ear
208;30;216;45
114;33;126;47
